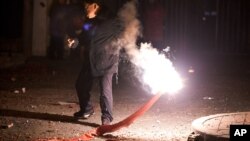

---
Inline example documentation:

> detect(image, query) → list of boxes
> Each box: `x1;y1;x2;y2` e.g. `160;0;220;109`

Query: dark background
0;1;250;140
0;0;250;55
0;0;23;39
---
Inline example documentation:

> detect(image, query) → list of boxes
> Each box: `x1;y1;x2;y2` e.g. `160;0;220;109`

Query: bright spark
132;43;183;95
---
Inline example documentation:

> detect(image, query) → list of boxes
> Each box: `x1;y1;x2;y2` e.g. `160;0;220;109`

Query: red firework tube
33;93;162;141
96;93;162;135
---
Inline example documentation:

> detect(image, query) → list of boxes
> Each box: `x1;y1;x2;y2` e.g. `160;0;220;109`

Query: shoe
101;118;111;125
73;109;94;119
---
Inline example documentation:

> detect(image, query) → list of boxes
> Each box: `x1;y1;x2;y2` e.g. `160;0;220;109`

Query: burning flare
117;1;183;95
131;43;183;95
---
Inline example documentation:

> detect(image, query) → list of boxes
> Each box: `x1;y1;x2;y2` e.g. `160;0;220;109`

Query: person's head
83;0;102;19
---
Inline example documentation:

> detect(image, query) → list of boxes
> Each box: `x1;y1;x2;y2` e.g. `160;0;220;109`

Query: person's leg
74;63;94;118
99;73;114;125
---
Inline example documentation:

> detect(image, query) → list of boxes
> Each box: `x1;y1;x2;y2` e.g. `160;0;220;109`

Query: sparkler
132;43;183;95
91;43;184;138
69;44;183;140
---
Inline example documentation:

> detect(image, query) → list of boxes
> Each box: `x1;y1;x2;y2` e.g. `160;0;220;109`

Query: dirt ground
1;52;250;141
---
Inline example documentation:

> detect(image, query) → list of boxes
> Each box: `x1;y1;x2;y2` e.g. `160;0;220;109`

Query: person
48;0;68;60
71;0;124;125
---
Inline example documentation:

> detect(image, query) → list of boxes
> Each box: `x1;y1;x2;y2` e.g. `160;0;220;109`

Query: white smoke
117;1;183;94
117;0;141;57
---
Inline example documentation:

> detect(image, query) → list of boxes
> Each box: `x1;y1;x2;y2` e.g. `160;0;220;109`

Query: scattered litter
21;87;26;93
31;105;37;109
203;97;214;100
57;101;77;106
13;88;26;94
1;122;14;129
187;132;202;141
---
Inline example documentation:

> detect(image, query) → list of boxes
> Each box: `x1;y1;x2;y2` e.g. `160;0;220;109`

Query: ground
0;52;250;141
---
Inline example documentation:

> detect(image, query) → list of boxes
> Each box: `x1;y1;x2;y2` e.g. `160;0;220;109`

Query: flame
131;43;183;95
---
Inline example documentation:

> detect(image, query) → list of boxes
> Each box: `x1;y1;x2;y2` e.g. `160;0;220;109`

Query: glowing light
67;38;79;49
188;66;195;73
83;23;92;31
132;43;183;95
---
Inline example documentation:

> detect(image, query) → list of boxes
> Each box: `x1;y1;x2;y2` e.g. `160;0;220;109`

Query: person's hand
67;38;79;49
67;38;75;48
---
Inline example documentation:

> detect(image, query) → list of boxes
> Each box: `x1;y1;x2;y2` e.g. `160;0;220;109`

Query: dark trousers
75;63;114;122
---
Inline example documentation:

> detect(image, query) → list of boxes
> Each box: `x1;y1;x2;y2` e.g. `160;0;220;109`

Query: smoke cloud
117;0;141;57
116;0;183;94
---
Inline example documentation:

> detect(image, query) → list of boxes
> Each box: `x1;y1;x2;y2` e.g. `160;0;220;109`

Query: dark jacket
89;17;124;76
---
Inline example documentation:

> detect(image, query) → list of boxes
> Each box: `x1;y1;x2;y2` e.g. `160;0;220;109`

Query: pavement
0;52;250;141
192;112;250;140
